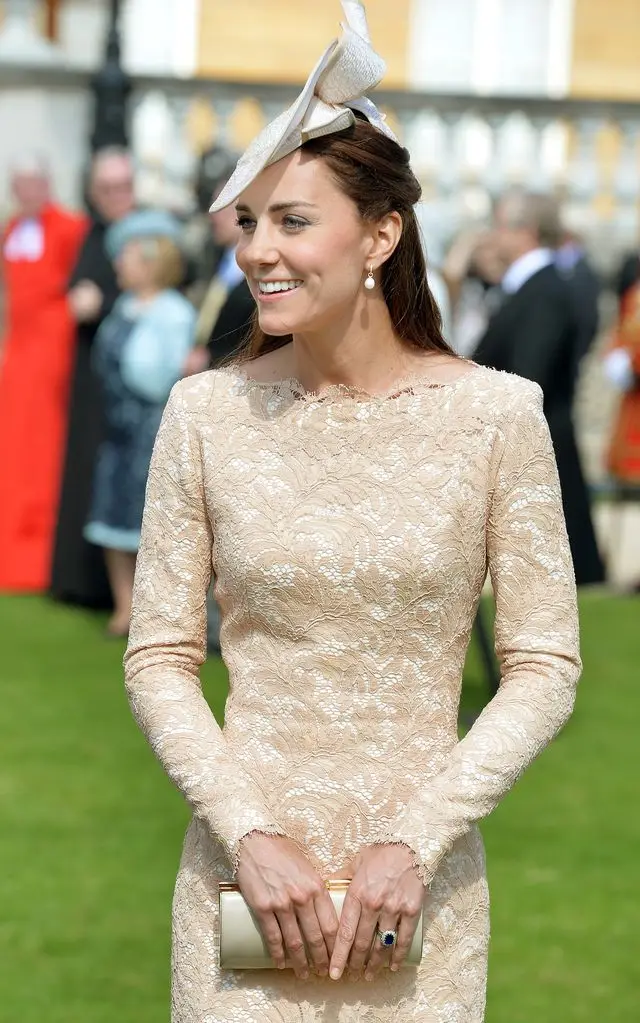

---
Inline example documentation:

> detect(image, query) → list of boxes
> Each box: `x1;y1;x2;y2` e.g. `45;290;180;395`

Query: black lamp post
90;0;131;152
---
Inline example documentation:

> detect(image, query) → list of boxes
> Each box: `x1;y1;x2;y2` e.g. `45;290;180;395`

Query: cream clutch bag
219;880;423;969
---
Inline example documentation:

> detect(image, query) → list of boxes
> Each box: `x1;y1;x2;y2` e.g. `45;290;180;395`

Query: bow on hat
210;1;397;213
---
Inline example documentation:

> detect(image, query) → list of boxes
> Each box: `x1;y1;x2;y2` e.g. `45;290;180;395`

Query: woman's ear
368;211;403;268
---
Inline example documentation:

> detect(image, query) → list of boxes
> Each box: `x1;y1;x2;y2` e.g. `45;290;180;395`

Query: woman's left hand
328;843;424;982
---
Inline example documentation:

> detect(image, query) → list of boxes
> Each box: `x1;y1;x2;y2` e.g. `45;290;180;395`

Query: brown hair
237;116;453;363
139;236;185;290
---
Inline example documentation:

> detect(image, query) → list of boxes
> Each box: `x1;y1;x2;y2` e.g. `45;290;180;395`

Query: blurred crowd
1;146;639;639
0;145;252;641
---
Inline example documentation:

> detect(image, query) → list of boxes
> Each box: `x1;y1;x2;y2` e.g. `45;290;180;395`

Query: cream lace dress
124;362;581;1023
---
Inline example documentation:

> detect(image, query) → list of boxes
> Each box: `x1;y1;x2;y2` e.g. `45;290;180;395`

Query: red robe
607;282;640;484
0;203;88;592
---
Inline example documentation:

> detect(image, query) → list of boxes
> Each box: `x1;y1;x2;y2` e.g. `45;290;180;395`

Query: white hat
105;209;184;260
209;1;398;214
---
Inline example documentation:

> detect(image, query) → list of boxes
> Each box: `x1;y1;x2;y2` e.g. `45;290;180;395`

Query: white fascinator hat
209;1;398;214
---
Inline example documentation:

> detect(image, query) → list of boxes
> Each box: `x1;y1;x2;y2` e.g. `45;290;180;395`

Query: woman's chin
256;314;297;337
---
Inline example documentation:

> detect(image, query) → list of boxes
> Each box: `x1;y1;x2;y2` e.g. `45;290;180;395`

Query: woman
85;210;195;636
124;4;581;1020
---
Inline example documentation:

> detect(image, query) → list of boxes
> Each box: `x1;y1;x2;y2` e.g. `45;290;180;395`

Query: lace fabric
216;359;479;404
124;364;581;1022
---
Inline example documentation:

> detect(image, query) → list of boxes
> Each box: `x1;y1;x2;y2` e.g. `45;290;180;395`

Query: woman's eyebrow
235;201;318;214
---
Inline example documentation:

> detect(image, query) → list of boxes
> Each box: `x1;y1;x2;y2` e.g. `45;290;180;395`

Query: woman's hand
235;832;339;979
328;844;424;981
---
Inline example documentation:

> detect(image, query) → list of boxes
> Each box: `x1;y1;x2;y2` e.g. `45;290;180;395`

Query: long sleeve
123;381;288;868
378;380;582;886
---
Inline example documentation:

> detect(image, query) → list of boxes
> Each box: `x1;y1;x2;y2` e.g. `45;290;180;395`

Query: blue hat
106;209;183;260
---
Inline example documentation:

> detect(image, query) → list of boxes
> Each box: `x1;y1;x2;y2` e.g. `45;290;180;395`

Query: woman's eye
235;216;254;231
282;216;308;230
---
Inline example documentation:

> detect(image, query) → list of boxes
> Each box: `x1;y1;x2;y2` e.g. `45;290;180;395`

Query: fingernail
364;971;374;982
330;967;341;980
318;967;328;977
390;964;399;972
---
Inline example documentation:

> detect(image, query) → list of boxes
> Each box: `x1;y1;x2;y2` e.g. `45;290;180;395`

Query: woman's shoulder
446;365;544;444
169;365;246;420
462;363;543;415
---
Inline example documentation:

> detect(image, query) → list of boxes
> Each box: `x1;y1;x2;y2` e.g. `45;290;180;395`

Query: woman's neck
288;301;431;395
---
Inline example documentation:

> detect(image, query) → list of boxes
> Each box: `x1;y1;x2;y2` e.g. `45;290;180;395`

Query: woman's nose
242;223;280;269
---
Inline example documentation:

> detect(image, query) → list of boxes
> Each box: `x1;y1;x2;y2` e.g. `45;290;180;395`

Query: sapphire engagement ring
377;928;398;948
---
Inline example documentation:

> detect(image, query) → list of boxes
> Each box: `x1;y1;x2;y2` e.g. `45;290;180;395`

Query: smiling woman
123;4;581;1022
230;121;446;370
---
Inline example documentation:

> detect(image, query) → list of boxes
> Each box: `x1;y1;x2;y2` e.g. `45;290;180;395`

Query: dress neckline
218;361;482;407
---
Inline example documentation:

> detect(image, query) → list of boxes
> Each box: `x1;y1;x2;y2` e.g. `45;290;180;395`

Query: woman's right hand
235;832;339;979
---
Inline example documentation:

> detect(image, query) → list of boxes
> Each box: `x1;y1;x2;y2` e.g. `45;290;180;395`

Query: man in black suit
51;147;137;608
474;189;604;587
556;220;601;376
183;166;255;377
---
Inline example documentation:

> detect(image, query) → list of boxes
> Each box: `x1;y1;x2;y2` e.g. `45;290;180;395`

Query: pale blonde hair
138;236;185;290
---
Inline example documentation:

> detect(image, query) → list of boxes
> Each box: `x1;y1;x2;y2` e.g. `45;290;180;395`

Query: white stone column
408;0;476;92
170;0;201;78
470;0;501;95
122;0;200;76
123;0;201;212
408;0;572;97
57;0;110;71
0;0;63;64
546;0;575;97
470;0;573;97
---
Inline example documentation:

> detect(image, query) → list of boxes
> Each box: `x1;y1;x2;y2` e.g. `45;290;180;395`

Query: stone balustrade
0;53;637;485
1;60;639;268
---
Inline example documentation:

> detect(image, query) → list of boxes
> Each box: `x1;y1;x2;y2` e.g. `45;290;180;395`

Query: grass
0;593;637;1022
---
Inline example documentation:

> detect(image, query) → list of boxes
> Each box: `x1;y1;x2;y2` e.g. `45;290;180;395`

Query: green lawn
0;593;637;1022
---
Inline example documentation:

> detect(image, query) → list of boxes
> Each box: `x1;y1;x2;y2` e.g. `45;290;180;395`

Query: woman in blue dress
85;210;196;636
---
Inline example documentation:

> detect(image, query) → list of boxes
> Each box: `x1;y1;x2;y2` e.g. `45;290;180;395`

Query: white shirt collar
502;247;555;295
4;218;44;262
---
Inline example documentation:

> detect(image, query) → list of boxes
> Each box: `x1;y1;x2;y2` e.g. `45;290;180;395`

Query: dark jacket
207;279;255;367
50;218;120;607
474;263;604;586
558;252;600;372
615;252;640;302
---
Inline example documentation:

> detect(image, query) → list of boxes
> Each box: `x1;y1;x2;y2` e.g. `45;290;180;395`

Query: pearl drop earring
364;265;375;290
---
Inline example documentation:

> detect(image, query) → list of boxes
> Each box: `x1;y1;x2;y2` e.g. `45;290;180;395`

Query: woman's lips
256;284;304;303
